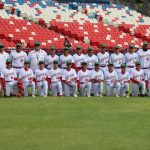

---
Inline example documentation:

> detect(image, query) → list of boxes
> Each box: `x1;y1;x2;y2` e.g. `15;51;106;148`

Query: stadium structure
0;0;149;51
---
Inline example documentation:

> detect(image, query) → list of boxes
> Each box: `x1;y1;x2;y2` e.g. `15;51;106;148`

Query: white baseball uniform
97;52;109;72
28;49;47;72
131;69;145;96
48;68;63;96
18;68;35;96
91;69;104;96
73;53;87;69
145;70;150;96
9;50;27;74
62;68;77;96
110;53;125;73
78;69;91;96
137;49;150;75
125;52;139;74
1;68;17;96
0;51;9;73
118;71;130;96
104;70;121;96
35;68;48;96
60;54;74;69
86;54;98;70
46;54;59;70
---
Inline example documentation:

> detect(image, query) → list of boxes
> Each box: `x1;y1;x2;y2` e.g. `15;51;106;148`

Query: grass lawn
0;96;150;150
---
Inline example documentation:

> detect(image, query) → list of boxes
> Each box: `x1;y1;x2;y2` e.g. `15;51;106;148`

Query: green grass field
0;96;150;150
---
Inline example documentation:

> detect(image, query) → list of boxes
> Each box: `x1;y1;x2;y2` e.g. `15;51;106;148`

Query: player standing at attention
46;46;59;70
48;60;63;97
34;61;48;97
130;62;146;97
9;43;27;75
86;46;98;70
0;44;9;95
73;46;87;71
62;60;78;97
91;62;104;97
78;62;92;97
28;42;47;73
18;60;35;97
97;44;109;72
118;63;130;97
104;63;121;97
1;59;22;97
60;47;75;69
110;45;125;74
125;44;139;75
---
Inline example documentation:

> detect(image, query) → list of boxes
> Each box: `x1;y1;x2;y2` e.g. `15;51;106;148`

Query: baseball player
46;46;59;70
104;63;121;97
137;42;150;76
0;59;22;97
9;43;27;75
91;62;104;97
130;61;146;97
28;42;47;72
0;44;9;95
34;60;48;97
110;45;125;74
118;63;130;97
60;47;75;69
73;46;87;71
62;60;78;97
86;46;98;70
48;60;63;96
78;62;92;97
145;70;150;96
97;44;109;72
18;60;35;97
125;44;139;74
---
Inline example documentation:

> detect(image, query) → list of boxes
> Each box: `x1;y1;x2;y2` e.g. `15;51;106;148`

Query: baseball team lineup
0;41;150;98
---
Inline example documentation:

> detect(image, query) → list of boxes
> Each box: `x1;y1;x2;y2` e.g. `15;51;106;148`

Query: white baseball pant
64;82;77;96
92;82;103;96
51;81;63;96
23;81;35;96
37;81;48;96
5;81;17;96
126;67;135;75
120;83;129;96
100;66;108;73
106;83;121;96
114;68;121;74
79;82;92;96
133;81;146;96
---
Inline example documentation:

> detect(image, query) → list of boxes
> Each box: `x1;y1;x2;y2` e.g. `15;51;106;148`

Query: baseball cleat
73;94;78;97
32;95;36;97
99;94;103;97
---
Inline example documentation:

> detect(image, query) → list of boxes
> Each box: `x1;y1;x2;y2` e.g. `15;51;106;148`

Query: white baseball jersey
78;69;91;83
46;54;59;69
48;68;62;82
125;52;139;67
91;69;104;80
0;52;9;73
1;68;17;81
145;70;150;81
110;53;125;68
97;52;109;66
86;54;98;69
104;70;118;85
131;69;145;82
9;50;27;67
28;49;47;72
60;54;74;68
137;49;150;68
35;68;48;81
18;68;34;83
73;54;87;68
118;71;130;84
62;68;77;82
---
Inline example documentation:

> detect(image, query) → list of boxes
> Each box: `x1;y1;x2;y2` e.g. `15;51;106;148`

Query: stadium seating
0;0;149;50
